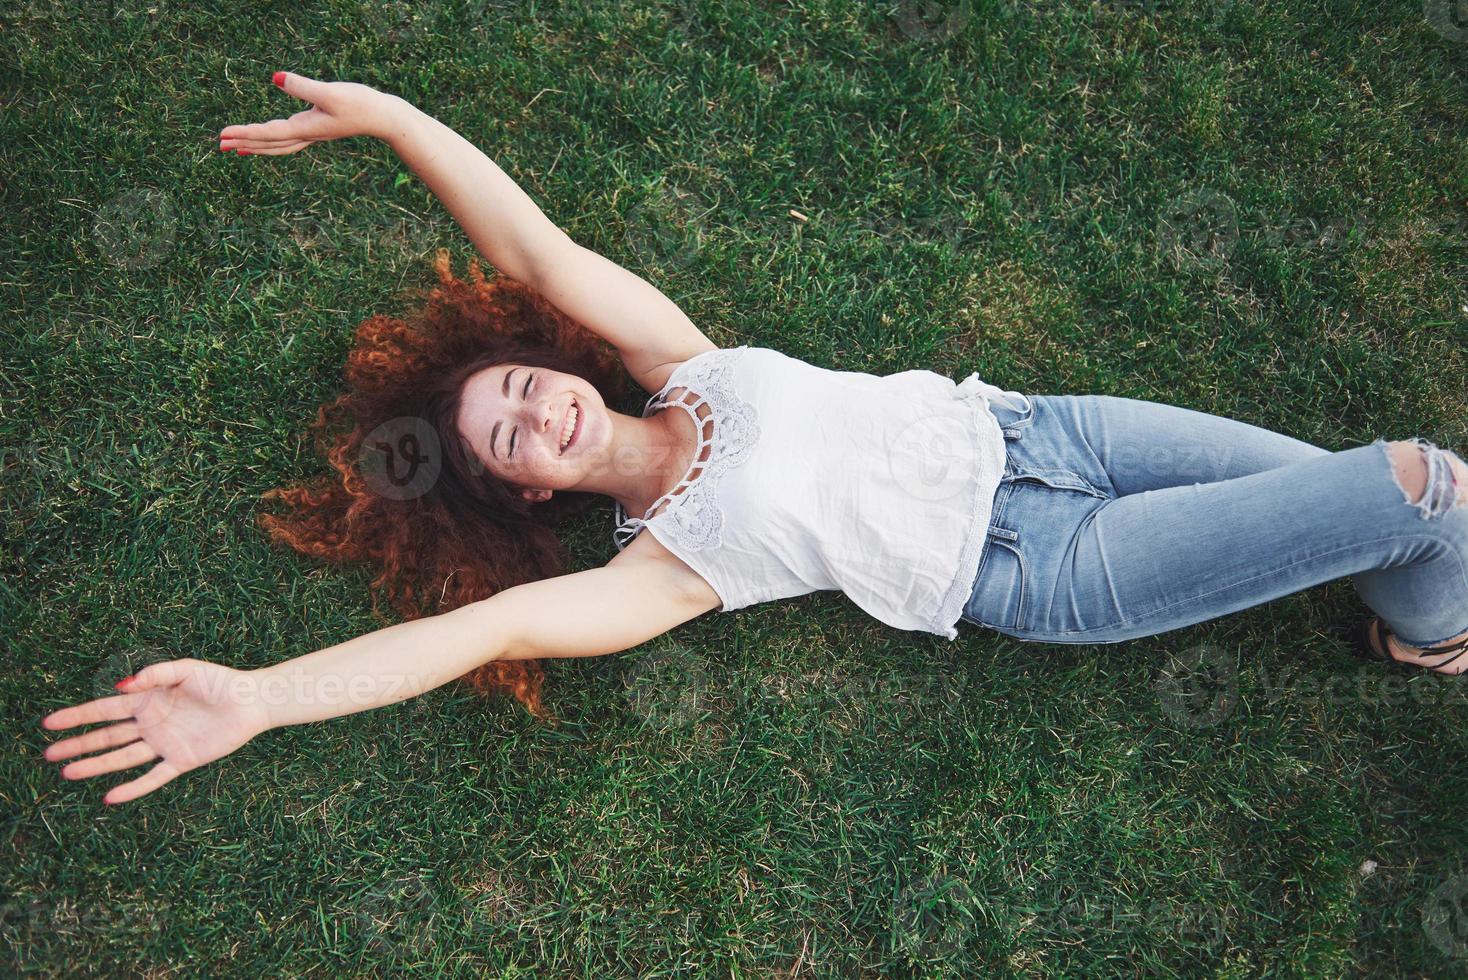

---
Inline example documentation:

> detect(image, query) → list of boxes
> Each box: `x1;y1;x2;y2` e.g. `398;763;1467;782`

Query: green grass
4;0;1468;975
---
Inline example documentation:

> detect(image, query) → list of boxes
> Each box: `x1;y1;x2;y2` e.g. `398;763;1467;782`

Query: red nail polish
237;149;251;156
272;71;286;88
114;676;134;690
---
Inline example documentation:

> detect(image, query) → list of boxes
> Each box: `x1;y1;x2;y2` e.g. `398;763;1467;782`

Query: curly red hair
256;249;634;723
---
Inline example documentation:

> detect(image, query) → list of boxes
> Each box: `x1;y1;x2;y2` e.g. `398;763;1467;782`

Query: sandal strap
1424;647;1468;671
1419;636;1468;660
1371;618;1392;662
1379;619;1468;669
1410;627;1468;653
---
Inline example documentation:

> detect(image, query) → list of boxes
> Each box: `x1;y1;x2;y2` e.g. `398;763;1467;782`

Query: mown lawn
4;0;1467;975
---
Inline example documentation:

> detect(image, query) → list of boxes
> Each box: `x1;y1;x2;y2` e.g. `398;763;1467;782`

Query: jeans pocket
1009;469;1109;500
964;533;1028;633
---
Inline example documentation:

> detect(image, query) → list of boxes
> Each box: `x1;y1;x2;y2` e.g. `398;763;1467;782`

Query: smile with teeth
558;400;580;452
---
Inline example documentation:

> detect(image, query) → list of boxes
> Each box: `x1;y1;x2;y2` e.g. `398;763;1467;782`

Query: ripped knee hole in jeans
1381;437;1468;521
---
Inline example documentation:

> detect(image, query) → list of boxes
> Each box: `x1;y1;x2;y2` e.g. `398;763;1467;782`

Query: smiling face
454;362;602;497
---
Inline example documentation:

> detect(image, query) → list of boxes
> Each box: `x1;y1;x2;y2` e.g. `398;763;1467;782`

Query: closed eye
510;372;534;458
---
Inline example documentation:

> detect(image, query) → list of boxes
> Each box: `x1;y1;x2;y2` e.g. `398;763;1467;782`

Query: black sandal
1355;616;1468;675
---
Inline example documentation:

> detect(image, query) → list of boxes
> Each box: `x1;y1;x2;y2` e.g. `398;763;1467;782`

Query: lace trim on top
613;346;760;553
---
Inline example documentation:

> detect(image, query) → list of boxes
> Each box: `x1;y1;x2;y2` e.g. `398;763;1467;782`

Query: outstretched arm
220;72;716;393
40;551;718;805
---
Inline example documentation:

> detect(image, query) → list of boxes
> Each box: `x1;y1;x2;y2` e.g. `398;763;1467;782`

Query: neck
563;406;688;517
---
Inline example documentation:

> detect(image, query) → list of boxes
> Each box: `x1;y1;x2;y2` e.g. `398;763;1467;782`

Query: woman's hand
218;71;405;156
40;659;273;805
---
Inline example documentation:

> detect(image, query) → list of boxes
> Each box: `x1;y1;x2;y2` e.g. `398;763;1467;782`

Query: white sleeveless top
612;345;1029;640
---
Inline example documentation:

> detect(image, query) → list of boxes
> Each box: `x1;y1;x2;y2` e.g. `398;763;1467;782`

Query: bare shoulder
607;524;724;612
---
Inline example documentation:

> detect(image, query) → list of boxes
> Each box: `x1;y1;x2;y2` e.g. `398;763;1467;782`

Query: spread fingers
59;740;159;781
44;721;141;762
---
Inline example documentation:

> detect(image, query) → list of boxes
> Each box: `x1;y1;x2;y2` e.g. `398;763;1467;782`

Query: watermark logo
5;437;110;496
890;871;981;965
893;0;971;43
359;417;442;502
621;640;718;731
623;181;711;275
1155;641;1238;728
1016;883;1228;945
1257;214;1355;252
1143;897;1228;947
284;212;334;253
749;666;969;720
668;0;705;40
464;868;542;936
94;187;177;272
1428;206;1468;252
90;649;151;704
1;893;167;964
94;195;430;280
1424;872;1468;959
352;872;443;958
197;206;440;269
1157;187;1238;271
1425;0;1468;43
859;209;973;252
1107;442;1238;485
887;410;979;503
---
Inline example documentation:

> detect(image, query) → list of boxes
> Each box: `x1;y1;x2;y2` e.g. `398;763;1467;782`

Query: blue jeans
959;393;1468;648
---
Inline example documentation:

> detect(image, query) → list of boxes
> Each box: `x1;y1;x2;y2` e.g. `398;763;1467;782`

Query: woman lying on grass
40;72;1468;805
